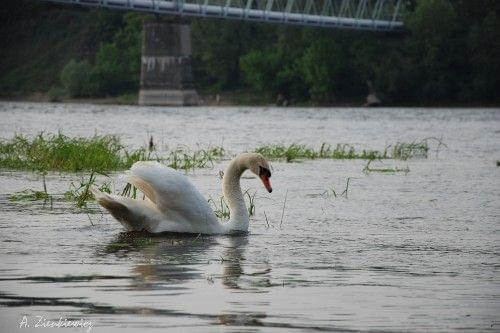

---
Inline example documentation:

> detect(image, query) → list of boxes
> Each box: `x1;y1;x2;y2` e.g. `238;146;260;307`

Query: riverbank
1;92;498;108
0;90;361;107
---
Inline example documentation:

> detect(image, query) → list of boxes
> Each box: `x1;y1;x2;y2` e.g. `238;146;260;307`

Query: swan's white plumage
92;154;271;235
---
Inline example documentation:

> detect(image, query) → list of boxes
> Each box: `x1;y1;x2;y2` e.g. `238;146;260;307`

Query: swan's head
244;153;273;193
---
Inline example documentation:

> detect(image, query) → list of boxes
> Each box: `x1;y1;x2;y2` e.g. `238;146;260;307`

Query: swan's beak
260;175;273;193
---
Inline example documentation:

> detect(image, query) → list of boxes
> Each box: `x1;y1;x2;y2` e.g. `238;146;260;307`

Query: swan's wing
92;186;163;232
125;161;219;228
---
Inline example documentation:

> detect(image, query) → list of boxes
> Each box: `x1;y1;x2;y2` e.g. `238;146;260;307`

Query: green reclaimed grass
392;141;429;160
255;141;430;162
208;190;256;220
363;160;410;174
9;189;51;202
255;143;388;162
0;133;226;172
0;133;127;172
165;146;225;171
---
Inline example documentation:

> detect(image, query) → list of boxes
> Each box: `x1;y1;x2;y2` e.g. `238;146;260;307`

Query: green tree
468;12;500;101
300;37;353;103
91;13;142;96
192;20;258;91
406;0;461;102
60;59;92;97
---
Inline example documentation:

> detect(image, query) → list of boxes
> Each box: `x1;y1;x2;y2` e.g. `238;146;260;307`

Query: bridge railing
40;0;405;31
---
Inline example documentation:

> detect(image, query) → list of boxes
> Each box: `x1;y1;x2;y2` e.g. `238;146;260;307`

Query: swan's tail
92;186;157;231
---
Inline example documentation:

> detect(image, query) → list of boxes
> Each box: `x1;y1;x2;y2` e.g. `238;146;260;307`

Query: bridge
40;0;405;31
38;0;406;106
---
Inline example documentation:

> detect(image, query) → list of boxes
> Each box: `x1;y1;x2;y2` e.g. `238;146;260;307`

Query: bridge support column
139;21;199;106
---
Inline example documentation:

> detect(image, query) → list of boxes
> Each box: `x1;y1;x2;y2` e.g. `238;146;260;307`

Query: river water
0;102;499;332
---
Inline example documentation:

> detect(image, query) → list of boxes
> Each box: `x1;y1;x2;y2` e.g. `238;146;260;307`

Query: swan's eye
259;166;271;178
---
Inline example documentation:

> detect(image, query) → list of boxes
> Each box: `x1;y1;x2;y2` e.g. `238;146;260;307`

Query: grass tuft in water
391;141;429;160
65;172;98;208
9;189;51;202
255;143;388;162
0;132;226;173
9;172;53;206
105;236;153;253
165;146;225;171
363;160;410;174
255;140;436;162
208;190;256;220
324;178;351;199
0;132;130;172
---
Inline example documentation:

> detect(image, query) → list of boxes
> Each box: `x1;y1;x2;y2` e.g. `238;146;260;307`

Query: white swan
92;153;272;235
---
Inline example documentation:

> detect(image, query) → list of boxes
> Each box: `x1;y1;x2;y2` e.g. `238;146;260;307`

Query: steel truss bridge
40;0;405;31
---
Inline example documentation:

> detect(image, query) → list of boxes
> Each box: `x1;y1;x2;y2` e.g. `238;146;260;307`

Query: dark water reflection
0;103;499;332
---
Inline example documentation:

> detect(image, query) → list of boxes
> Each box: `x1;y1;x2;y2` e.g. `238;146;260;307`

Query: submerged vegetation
0;132;436;173
391;141;429;160
255;140;431;162
0;132;225;172
255;143;388;162
2;132;442;213
208;190;256;220
324;178;352;199
8;172;52;204
9;189;52;202
0;133;128;172
363;160;410;174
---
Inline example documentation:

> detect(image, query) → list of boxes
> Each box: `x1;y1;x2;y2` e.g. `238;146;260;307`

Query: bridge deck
40;0;404;31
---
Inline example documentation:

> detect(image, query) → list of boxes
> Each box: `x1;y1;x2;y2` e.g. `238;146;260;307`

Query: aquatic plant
279;189;288;229
8;172;52;204
244;190;257;217
208;189;256;220
255;140;435;162
391;141;429;160
208;195;231;220
363;160;410;174
0;133;126;172
0;132;227;172
65;172;112;209
165;146;225;171
105;235;154;253
121;183;138;199
324;178;351;199
255;143;388;162
255;144;317;162
9;189;51;202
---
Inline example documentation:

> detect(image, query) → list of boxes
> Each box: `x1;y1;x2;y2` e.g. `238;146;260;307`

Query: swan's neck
222;157;249;232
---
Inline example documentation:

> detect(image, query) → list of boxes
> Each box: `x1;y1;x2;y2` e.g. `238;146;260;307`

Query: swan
92;153;272;235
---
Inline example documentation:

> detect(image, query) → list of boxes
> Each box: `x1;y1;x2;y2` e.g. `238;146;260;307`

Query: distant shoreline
0;93;498;108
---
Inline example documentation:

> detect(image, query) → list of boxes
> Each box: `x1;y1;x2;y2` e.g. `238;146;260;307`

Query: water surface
0;103;499;332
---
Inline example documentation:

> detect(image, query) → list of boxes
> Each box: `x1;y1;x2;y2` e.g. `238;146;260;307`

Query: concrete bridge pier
139;21;199;106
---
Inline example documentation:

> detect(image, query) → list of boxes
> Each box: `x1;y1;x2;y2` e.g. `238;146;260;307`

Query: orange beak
260;175;273;193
